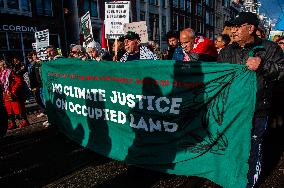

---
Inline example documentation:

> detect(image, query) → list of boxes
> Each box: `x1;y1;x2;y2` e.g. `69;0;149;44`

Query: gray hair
87;41;102;55
180;28;195;38
72;45;85;53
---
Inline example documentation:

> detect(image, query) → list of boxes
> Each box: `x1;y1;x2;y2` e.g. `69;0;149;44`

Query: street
0;106;284;188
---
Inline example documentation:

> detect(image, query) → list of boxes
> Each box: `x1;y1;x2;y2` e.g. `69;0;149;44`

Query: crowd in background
1;13;284;130
1;11;284;188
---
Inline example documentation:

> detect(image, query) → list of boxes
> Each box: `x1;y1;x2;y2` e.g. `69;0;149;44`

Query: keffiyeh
0;69;11;92
120;46;159;62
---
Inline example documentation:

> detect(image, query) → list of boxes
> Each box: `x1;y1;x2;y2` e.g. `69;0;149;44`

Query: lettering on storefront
0;25;38;32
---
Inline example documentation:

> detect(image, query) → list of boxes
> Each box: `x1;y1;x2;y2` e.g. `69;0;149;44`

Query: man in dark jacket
218;12;284;188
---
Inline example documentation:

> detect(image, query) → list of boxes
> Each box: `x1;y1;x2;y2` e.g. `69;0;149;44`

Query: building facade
0;0;248;59
0;0;67;62
137;0;169;49
63;0;103;48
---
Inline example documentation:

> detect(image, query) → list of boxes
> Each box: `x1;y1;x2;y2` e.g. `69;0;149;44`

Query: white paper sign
35;29;49;60
105;1;130;39
123;21;148;43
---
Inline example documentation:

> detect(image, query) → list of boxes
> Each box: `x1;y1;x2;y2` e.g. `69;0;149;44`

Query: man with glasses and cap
119;31;158;62
218;12;284;188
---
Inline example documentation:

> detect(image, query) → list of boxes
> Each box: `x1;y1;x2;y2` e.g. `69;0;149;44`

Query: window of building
173;12;178;30
50;34;59;48
186;0;191;14
22;33;34;50
0;32;8;50
84;0;98;17
7;0;19;9
149;13;159;40
196;3;202;16
224;0;230;7
140;11;145;21
206;0;209;6
210;30;213;40
92;27;100;42
196;21;202;33
0;0;4;8
149;0;158;5
36;0;52;16
180;15;185;28
173;0;178;8
161;0;166;8
216;16;220;28
185;17;190;27
0;0;31;16
210;0;214;8
180;0;185;10
21;0;30;11
206;30;209;38
210;13;214;26
206;11;209;24
162;16;166;40
8;33;21;49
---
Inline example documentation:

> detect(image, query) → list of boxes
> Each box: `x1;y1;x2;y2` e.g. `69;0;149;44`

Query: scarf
120;46;159;62
0;69;11;92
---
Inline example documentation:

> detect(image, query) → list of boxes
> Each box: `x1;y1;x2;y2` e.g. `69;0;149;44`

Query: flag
42;59;256;188
101;20;108;49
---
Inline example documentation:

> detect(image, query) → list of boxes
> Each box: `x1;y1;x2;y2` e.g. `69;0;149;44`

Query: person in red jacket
172;28;218;62
0;59;29;129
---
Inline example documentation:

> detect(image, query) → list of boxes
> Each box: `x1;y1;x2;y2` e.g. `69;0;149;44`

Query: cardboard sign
123;21;148;43
81;11;94;48
35;29;49;61
105;1;130;39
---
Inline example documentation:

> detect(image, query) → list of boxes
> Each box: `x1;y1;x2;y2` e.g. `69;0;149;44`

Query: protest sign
123;21;148;43
35;29;49;60
81;11;94;48
42;59;256;188
105;1;130;39
269;30;284;41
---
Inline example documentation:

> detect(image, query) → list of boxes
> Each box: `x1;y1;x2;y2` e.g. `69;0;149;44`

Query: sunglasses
278;42;284;45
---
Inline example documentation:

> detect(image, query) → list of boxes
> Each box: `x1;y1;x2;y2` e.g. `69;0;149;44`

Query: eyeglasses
180;40;192;47
278;42;284;45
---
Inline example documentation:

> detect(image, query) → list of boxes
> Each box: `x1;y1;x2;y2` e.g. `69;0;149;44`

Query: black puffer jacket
218;37;284;117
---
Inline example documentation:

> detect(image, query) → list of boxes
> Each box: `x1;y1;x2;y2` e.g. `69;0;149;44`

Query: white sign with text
35;29;49;60
105;1;130;39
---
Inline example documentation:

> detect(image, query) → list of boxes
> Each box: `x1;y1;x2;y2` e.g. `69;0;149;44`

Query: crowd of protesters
0;11;284;188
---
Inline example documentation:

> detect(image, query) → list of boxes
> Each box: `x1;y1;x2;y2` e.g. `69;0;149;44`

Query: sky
259;0;284;30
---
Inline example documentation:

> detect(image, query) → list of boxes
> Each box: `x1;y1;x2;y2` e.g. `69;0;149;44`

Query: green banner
42;58;256;188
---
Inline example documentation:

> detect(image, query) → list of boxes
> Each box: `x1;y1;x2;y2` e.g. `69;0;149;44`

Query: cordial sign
0;25;38;32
